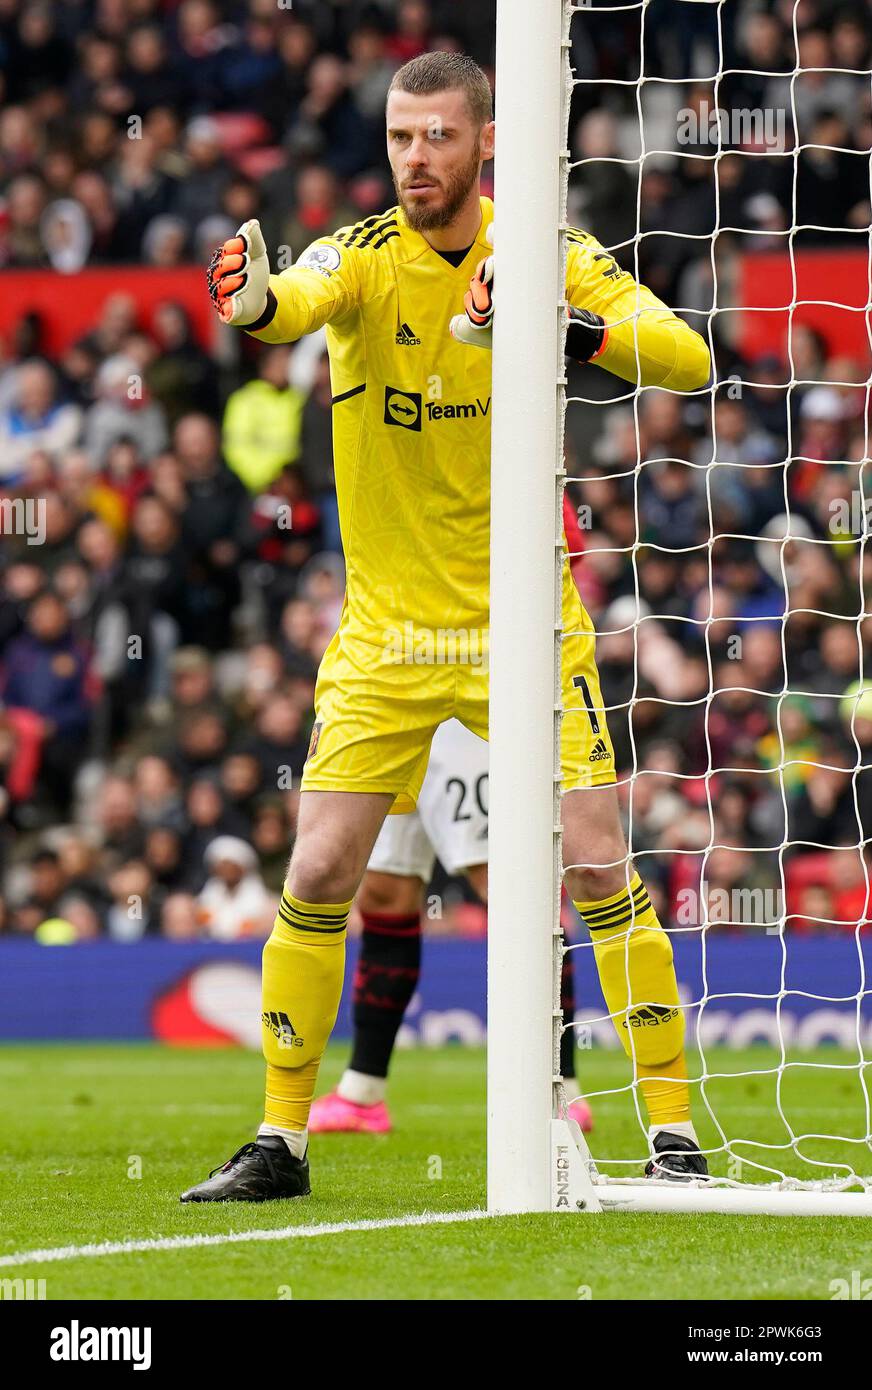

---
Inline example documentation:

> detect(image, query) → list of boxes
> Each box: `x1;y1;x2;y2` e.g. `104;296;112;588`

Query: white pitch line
0;1208;493;1269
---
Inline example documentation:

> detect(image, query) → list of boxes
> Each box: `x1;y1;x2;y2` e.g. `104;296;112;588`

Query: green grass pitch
1;1043;871;1301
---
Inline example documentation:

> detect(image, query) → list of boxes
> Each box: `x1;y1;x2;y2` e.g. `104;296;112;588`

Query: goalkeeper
182;51;712;1203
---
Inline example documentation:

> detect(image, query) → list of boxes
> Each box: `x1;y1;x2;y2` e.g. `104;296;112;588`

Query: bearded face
386;87;492;235
394;138;482;232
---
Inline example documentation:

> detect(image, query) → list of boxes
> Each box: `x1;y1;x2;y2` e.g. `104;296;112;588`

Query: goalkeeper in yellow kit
182;52;711;1202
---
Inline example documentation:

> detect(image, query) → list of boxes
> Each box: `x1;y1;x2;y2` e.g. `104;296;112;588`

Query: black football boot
644;1131;709;1181
180;1136;310;1203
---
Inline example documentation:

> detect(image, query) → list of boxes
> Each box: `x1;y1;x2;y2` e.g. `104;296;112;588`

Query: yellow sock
574;872;690;1128
637;1053;690;1127
261;889;352;1132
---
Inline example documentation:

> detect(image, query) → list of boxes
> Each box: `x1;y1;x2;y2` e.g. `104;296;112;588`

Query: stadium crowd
1;0;872;941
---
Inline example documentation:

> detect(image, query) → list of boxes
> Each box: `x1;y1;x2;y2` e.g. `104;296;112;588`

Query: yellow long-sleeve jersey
250;196;710;647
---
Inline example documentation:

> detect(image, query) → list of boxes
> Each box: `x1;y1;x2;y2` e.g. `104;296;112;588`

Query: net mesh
559;0;872;1192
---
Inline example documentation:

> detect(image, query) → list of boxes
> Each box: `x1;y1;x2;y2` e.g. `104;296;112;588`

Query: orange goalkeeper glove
449;221;494;348
448;220;607;362
449;249;495;349
207;218;275;328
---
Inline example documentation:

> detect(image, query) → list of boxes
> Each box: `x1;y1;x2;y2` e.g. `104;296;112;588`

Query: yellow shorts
302;569;616;813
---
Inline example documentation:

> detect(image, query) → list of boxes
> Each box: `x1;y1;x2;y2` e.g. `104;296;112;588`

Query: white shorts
367;718;488;880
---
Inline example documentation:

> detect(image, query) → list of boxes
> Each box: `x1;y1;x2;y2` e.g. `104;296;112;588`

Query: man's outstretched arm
207;219;361;343
564;231;710;392
449;226;711;393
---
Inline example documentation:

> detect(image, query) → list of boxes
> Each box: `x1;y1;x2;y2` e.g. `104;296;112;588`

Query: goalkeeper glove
449;250;494;348
449;250;607;361
565;305;608;362
449;221;494;348
207;218;275;328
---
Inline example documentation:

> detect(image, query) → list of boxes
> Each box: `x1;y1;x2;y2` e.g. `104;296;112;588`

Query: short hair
389;51;493;127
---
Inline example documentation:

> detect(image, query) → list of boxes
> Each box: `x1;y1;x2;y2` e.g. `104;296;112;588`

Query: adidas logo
262;1010;304;1047
623;1005;680;1029
395;321;421;346
588;738;610;762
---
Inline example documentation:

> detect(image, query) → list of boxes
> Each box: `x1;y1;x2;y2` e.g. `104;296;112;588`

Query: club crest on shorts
306;720;323;760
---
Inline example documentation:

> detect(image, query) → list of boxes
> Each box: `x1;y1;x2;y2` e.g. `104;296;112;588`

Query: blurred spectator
83;353;168;465
285;54;376;179
124;24;184;115
265;163;357;265
143;825;188;896
161;891;203;939
239;690;309;788
568;110;636;253
22;848;66;922
146;302;219;425
105;859;155;940
93;775;144;866
0;360;82;482
386;0;431;64
243;465;325;630
0;590;93;812
173;115;231;233
260;17;317;138
222;345;305;492
41;198;93;272
197;835;274;939
755;695;821;793
134;755;185;831
110;133;179;261
181;774;247;885
251;797;293;893
119;494;187;699
348;17;396;120
0;704;43;816
2;173;49;267
142;213;189;266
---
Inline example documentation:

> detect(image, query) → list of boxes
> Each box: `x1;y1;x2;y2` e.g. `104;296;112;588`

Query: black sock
350;911;422;1078
560;944;577;1080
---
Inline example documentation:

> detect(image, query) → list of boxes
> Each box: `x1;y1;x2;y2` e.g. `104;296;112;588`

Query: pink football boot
308;1091;392;1134
567;1096;594;1133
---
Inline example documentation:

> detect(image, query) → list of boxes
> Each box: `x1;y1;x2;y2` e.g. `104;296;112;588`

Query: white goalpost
487;0;565;1214
488;0;872;1216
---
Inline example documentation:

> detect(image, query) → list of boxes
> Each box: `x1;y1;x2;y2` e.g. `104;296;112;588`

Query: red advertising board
738;249;871;368
0;266;222;356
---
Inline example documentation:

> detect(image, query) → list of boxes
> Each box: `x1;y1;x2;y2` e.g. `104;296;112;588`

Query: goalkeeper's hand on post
449;222;494;348
448;221;608;363
206;218;275;328
565;306;608;362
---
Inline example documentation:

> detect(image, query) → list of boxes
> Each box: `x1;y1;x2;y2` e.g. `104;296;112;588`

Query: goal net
488;0;872;1215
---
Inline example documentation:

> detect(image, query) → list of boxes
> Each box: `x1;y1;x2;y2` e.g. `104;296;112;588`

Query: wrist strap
244;288;278;332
